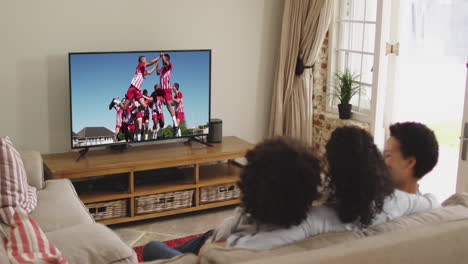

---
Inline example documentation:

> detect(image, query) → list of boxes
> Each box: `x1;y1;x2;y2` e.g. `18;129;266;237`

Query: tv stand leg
76;147;89;162
110;143;130;151
185;136;213;147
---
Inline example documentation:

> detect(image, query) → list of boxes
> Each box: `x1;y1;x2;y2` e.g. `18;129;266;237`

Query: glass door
384;0;468;201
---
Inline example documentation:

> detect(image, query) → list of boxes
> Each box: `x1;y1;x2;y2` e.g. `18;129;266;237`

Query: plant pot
338;104;352;119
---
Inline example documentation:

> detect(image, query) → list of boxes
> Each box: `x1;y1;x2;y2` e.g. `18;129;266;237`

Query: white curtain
269;0;334;144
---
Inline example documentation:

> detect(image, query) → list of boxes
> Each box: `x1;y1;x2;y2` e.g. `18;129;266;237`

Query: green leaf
329;68;362;105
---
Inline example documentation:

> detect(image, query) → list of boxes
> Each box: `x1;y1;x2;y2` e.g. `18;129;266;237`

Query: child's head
143;89;148;96
385;122;439;188
164;54;170;61
325;126;394;227
139;56;146;63
238;137;321;228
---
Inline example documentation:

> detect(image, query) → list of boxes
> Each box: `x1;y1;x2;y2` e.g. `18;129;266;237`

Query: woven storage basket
86;199;128;220
135;189;194;215
200;182;240;204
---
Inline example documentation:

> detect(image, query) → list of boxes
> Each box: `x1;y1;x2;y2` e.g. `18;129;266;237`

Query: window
328;0;378;120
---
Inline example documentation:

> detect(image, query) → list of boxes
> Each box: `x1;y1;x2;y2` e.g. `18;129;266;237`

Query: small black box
208;118;222;143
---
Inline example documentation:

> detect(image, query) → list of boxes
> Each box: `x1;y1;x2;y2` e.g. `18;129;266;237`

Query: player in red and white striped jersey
156;53;178;128
121;102;135;142
109;55;159;112
131;99;144;142
172;83;184;137
112;96;126;142
150;84;165;139
114;107;123;142
142;89;151;140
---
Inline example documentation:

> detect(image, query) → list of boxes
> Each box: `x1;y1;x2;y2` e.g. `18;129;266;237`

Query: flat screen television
69;50;211;149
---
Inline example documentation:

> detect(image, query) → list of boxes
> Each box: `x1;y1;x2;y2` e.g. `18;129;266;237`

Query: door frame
456;62;468;193
369;0;392;148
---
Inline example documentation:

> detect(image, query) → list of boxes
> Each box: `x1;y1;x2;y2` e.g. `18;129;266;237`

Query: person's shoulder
306;205;339;222
303;204;349;233
385;189;411;204
391;189;404;199
392;189;438;202
421;192;440;207
138;62;146;68
388;189;440;210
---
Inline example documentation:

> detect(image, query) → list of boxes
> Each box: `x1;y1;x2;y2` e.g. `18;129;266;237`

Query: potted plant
330;69;361;119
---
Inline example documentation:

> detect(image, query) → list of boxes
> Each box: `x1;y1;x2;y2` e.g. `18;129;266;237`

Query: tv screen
69;50;211;149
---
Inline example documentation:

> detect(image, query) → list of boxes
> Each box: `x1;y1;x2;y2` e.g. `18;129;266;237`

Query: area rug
133;233;203;262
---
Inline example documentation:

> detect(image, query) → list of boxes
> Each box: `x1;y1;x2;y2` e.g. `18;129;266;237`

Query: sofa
144;193;468;264
0;151;138;264
3;150;468;264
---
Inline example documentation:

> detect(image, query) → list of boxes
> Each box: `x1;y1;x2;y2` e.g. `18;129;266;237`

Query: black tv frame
68;49;212;150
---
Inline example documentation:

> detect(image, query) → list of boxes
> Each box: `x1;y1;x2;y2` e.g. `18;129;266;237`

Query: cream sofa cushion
30;179;94;232
46;223;137;264
20;150;45;189
239;220;468;264
201;231;364;264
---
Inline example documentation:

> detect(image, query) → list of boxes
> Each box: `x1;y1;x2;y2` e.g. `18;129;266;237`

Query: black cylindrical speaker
208;118;222;143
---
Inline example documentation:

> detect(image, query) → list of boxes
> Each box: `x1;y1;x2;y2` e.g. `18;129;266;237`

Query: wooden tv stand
42;136;253;225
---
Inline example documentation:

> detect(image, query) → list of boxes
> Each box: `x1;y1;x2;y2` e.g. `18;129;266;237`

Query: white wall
0;0;284;153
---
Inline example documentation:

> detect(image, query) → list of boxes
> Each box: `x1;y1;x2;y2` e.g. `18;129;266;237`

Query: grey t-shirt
212;190;439;250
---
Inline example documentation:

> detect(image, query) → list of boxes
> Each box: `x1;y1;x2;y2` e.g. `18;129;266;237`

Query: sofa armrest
19;150;45;190
442;192;468;208
46;223;138;264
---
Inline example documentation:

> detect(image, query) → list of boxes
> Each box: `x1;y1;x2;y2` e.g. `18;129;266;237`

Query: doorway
384;0;468;201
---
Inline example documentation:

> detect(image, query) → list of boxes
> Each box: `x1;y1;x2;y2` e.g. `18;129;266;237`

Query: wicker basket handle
158;197;175;204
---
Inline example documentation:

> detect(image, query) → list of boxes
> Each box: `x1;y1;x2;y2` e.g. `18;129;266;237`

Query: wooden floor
111;205;236;247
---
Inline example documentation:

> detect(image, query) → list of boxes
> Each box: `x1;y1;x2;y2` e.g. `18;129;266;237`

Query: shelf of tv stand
133;166;196;196
98;199;242;225
198;163;242;187
79;191;132;204
42;136;253;225
78;164;241;208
